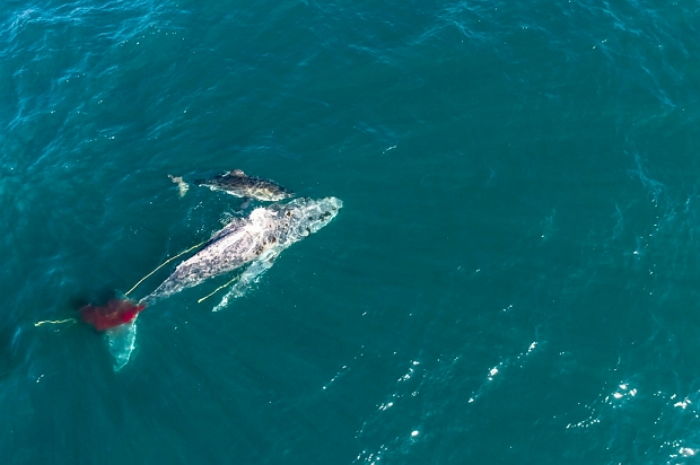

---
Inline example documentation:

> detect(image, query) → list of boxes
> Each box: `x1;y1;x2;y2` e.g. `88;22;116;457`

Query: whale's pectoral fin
212;247;281;312
105;316;139;371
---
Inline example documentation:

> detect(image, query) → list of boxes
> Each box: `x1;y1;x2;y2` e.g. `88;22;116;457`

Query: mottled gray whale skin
146;197;342;302
197;169;292;202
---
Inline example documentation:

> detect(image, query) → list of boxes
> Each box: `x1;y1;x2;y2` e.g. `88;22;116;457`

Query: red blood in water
80;299;145;331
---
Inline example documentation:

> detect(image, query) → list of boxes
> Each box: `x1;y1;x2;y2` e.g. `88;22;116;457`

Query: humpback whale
196;170;292;202
145;196;342;302
78;196;341;370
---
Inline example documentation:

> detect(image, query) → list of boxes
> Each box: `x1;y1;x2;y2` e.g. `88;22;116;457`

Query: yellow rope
124;240;206;297
197;275;239;304
34;318;77;327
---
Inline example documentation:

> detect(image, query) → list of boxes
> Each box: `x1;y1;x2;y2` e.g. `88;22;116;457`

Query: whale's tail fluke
78;298;145;371
106;317;139;371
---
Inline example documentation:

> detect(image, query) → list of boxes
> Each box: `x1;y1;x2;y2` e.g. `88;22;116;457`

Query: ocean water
3;0;700;463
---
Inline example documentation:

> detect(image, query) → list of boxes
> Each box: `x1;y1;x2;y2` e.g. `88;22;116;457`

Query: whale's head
269;197;343;246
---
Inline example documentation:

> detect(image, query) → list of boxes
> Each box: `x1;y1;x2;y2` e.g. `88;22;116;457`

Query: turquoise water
3;0;700;463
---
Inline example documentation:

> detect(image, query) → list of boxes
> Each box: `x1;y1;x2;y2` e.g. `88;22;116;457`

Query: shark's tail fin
168;174;190;197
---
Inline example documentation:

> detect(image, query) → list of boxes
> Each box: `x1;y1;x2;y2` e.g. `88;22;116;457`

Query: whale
145;196;342;302
196;169;292;202
100;196;342;371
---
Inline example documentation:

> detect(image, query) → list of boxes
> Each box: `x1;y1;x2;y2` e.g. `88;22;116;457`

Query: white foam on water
673;398;691;409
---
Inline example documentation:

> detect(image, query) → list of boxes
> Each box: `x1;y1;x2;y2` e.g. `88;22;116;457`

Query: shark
196;169;292;202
